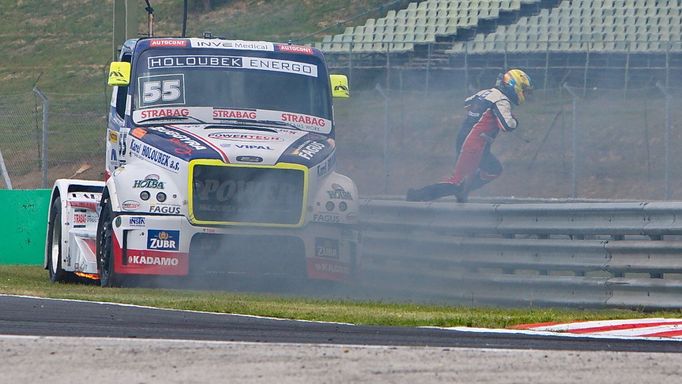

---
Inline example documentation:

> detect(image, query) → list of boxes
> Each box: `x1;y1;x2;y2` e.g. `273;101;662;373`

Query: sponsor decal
313;261;349;275
128;255;180;266
236;155;263;163
108;130;118;143
139;108;190;119
327;183;353;200
73;212;87;227
281;113;327;128
244;58;317;77
169;138;197;155
276;44;314;55
72;211;98;225
312;213;340;223
315;238;339;259
149;39;187;48
129;217;146;227
122;200;141;211
131;127;147;139
148;126;207;150
149;205;181;215
147;229;180;251
194;179;297;205
297;140;325;160
189;39;274;51
213;109;257;120
130;140;181;172
67;201;98;210
148;55;242;69
317;153;336;177
133;174;164;189
207;132;282;142
235;144;272;150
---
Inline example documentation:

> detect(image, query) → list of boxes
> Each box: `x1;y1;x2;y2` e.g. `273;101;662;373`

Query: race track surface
1;295;681;353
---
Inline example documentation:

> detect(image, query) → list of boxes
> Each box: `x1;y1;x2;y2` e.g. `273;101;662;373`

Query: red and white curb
425;318;682;341
513;318;682;338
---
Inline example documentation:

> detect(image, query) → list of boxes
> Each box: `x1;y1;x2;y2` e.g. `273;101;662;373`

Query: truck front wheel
96;193;121;287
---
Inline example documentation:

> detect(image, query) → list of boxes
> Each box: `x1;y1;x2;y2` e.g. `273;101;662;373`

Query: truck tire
96;193;121;287
47;197;72;283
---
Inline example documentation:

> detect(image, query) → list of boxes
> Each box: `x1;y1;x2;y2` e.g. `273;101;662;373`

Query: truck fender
44;179;105;269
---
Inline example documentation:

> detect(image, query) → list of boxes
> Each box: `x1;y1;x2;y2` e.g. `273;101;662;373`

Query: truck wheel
96;194;121;287
47;198;71;283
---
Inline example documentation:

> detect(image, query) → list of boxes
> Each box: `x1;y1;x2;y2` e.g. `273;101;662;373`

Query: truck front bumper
111;214;360;282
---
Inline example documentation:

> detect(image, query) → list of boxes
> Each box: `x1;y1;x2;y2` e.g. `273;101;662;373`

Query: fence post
665;42;670;88
0;149;12;190
563;83;579;198
582;47;590;97
624;42;631;98
656;82;671;200
375;83;390;193
464;41;469;92
32;87;49;188
543;41;549;91
348;36;353;82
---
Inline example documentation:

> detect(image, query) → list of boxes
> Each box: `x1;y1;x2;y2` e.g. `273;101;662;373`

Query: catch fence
332;82;682;200
0;90;108;189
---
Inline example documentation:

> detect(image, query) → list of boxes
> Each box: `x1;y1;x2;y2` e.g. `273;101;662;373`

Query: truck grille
190;163;306;226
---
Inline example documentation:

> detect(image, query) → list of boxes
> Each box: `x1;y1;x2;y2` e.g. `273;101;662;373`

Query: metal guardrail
358;199;682;309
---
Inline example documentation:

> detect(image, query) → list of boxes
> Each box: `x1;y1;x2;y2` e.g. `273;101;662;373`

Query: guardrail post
32;87;49;189
656;82;671;200
563;83;579;198
375;83;390;193
0;149;12;189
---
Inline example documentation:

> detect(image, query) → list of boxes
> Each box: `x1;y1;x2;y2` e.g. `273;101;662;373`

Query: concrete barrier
0;190;50;265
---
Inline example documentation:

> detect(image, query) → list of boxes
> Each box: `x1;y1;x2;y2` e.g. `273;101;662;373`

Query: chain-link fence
1;71;681;201
332;83;682;200
0;91;108;189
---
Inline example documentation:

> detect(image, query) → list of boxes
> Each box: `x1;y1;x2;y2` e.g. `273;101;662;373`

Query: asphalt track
1;295;681;353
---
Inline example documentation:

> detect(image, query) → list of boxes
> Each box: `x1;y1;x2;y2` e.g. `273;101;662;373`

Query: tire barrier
359;199;682;309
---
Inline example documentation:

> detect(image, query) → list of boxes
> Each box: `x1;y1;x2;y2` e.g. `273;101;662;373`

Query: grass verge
2;265;680;328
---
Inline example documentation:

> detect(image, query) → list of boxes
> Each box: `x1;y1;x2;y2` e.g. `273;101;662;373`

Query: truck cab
45;37;359;286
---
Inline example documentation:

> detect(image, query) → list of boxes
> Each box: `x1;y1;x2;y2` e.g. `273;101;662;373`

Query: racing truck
45;35;360;287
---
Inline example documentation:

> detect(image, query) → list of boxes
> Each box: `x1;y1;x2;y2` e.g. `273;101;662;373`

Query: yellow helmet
497;69;533;105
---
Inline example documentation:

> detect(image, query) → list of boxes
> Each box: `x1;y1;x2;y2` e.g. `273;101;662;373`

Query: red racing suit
445;87;518;191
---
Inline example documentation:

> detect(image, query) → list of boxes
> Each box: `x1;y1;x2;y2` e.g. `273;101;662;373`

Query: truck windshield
132;49;331;124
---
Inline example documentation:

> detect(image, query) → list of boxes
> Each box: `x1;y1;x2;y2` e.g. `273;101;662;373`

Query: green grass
2;265;680;328
0;0;393;94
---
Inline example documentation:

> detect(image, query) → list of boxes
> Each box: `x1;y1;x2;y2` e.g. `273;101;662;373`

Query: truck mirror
108;62;131;86
330;74;349;98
